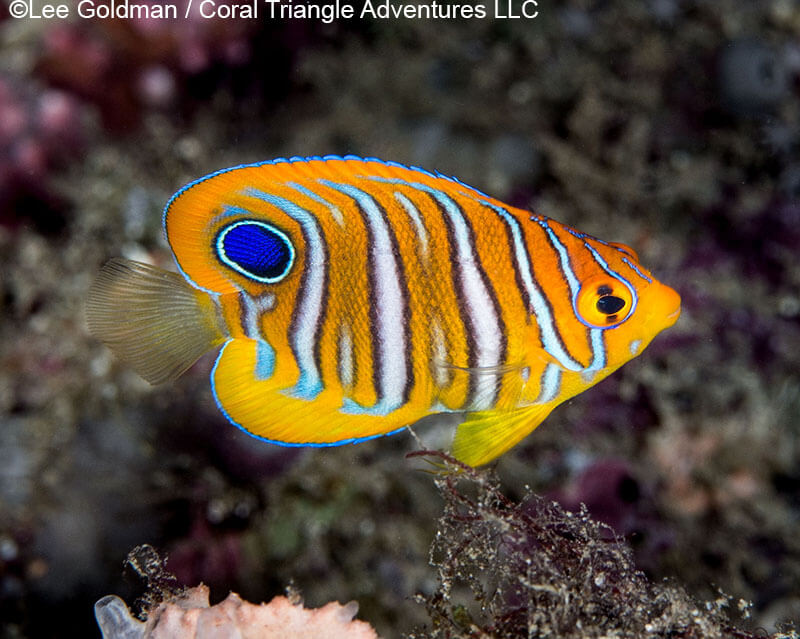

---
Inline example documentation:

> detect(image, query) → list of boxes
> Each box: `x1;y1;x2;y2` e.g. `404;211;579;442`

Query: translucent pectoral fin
432;360;531;412
451;402;557;467
86;258;226;384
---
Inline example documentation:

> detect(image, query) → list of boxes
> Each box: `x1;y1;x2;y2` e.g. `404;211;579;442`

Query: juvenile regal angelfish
87;156;681;466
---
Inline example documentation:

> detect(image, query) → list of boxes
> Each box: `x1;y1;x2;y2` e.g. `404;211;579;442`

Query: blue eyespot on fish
86;155;681;466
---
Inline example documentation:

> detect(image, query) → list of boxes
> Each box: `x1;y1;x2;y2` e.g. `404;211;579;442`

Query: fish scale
86;155;681;466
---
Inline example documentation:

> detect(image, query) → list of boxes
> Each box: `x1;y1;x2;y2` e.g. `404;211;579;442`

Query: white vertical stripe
247;189;325;399
366;176;503;409
621;256;652;283
582;328;606;381
536;363;562;404
581;241;643;381
239;292;275;339
430;315;450;389
290;182;345;226
338;324;354;388
481;201;584;373
535;218;607;374
394;191;429;263
319;180;406;413
538;220;581;297
429;191;502;409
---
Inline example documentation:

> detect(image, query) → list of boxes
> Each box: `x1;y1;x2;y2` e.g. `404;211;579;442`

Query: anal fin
212;339;427;445
451;402;556;467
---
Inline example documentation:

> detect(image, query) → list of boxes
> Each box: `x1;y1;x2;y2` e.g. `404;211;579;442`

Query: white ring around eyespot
215;220;296;284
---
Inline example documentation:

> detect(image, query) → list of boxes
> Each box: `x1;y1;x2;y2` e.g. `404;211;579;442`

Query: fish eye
575;276;634;328
597;295;626;315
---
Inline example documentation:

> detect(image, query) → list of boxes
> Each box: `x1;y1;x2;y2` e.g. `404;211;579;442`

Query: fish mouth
661;298;681;327
646;284;681;332
662;307;681;330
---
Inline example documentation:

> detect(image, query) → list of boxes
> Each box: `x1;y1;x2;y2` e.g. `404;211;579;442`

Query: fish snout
651;283;681;332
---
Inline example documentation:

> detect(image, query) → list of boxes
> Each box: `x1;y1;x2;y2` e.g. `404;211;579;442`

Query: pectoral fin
451;402;557;467
86;259;226;384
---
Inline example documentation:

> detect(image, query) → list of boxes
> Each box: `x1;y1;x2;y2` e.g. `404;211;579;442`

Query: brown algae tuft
407;451;792;639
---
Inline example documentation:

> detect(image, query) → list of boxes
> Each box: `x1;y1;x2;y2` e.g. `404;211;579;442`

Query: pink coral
95;585;380;639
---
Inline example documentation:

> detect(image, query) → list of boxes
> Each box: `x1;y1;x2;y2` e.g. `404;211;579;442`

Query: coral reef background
1;1;799;637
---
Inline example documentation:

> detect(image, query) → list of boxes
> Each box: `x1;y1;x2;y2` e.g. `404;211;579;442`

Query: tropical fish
86;155;681;466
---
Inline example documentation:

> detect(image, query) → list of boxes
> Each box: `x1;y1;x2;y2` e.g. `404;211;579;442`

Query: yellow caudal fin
452;402;557;467
86;258;226;384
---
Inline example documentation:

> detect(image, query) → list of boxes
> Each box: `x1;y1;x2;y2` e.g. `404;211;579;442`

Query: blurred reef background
1;1;800;637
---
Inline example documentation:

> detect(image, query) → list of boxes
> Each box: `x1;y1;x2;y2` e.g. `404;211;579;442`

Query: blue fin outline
164;155;490;295
163;154;491;245
210;340;408;448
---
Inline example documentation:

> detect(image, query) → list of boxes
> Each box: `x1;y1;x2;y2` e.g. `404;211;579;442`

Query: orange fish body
87;156;680;466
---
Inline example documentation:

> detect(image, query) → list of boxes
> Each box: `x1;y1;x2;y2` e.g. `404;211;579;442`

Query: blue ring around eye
216;220;296;284
572;243;638;330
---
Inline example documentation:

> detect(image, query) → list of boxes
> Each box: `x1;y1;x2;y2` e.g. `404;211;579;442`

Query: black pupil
597;295;626;314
